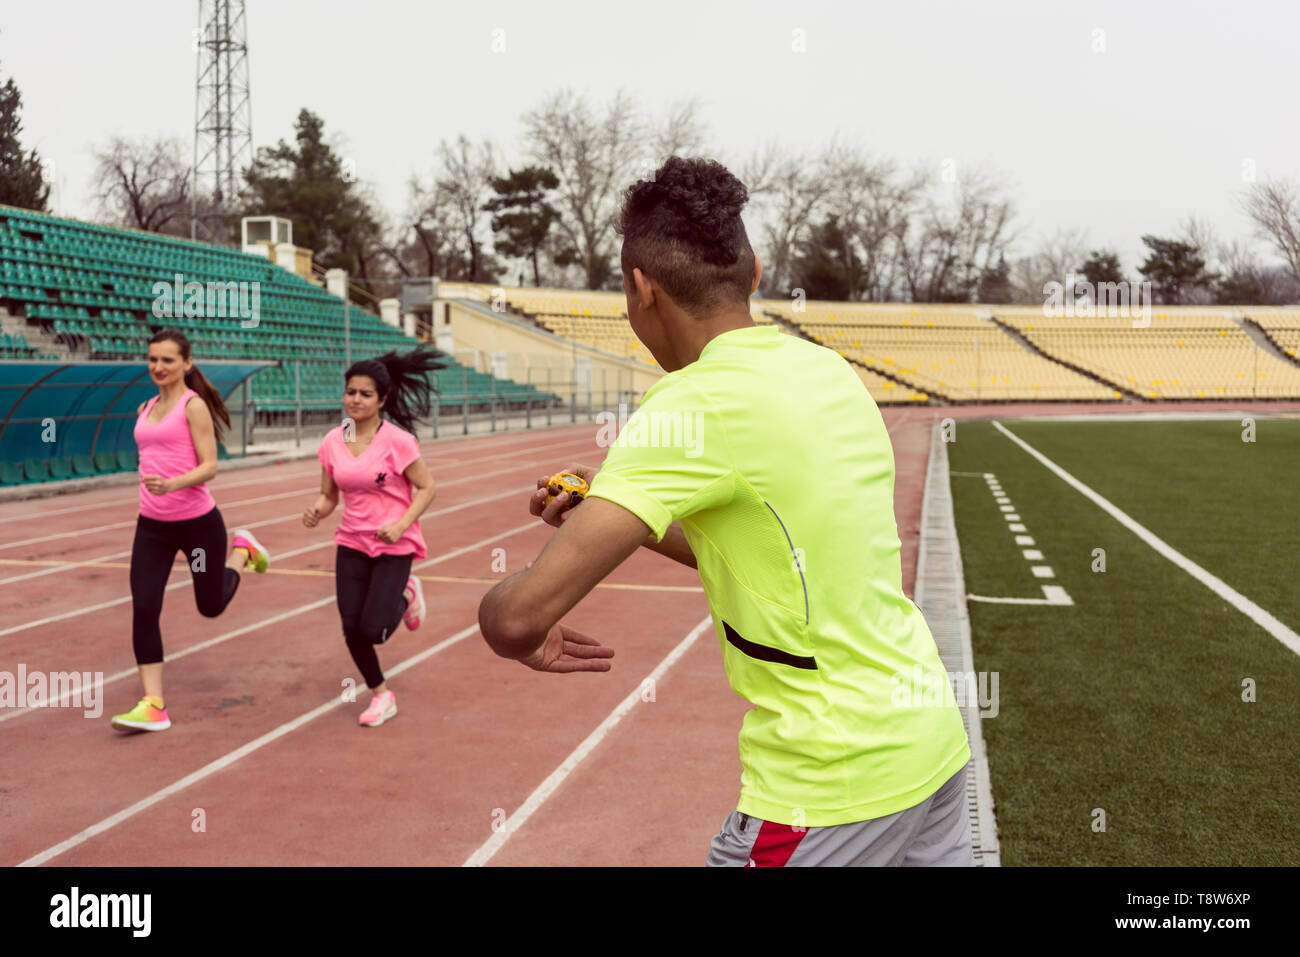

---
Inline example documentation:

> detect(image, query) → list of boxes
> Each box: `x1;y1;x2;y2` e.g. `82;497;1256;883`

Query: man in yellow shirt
478;156;973;866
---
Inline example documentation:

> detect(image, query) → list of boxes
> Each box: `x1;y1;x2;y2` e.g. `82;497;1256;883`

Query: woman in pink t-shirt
303;346;445;727
111;329;271;733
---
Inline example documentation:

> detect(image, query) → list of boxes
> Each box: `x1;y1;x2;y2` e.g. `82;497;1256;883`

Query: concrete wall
432;298;663;402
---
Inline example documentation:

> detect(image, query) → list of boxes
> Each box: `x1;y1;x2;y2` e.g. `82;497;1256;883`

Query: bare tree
394;172;474;280
1008;226;1089;303
896;169;1016;302
522;88;642;289
651;97;708;161
433;134;499;283
742;141;836;298
91;136;191;235
1240;177;1300;290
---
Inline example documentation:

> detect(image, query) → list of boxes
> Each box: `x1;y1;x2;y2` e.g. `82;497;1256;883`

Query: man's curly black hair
616;156;756;315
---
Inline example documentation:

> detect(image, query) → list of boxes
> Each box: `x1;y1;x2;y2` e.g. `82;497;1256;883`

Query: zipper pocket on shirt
764;501;809;625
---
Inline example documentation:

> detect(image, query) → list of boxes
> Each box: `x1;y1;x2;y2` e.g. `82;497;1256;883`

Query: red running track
4;401;1278;865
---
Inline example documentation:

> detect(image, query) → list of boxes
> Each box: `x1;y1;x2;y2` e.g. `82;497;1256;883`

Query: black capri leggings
336;545;413;690
130;507;240;665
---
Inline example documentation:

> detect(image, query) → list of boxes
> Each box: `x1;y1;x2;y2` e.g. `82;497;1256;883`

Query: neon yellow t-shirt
587;324;970;826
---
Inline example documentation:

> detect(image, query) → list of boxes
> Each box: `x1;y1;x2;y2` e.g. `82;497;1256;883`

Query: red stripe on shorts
747;820;809;867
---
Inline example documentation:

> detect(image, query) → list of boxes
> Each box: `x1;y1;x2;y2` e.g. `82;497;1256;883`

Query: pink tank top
134;389;217;521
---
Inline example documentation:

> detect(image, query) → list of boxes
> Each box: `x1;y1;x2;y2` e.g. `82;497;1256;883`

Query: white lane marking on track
0;426;594;522
16;621;484;866
463;615;715;867
1030;565;1054;578
0;432;596;547
992;420;1300;656
0;486;535;639
1023;549;1044;560
0;520;542;722
0;433;597;582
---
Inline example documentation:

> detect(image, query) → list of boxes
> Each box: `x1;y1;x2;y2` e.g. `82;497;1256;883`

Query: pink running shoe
359;691;397;727
402;575;425;631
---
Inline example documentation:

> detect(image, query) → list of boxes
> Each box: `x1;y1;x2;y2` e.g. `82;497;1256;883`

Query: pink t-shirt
318;421;426;559
134;389;217;521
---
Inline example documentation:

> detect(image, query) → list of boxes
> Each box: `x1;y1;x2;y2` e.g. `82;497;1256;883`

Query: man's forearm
642;523;696;568
479;571;549;660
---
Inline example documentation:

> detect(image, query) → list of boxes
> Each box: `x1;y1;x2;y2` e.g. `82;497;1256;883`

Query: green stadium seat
117;449;139;470
48;457;73;479
0;461;24;485
24;458;49;482
94;452;116;472
73;454;96;476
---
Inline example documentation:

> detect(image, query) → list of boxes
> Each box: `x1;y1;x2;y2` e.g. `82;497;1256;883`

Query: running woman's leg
118;515;181;728
187;507;241;618
128;515;181;698
336;545;386;692
357;553;414;647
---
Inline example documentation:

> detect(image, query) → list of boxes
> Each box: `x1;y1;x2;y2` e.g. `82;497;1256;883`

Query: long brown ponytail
149;328;232;443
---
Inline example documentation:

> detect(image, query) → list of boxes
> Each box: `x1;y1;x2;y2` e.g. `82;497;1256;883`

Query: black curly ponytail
615;156;756;314
345;345;449;434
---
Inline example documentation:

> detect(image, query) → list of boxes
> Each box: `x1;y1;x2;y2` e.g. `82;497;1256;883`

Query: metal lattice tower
191;0;252;241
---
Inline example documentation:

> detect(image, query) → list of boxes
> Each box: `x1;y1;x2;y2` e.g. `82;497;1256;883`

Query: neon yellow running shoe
111;698;171;732
232;528;270;573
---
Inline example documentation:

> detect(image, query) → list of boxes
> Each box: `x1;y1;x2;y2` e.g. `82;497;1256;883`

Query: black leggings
336;545;412;690
130;507;240;665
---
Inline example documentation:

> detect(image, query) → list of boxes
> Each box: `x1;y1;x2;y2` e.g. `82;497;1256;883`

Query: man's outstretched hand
518;621;614;674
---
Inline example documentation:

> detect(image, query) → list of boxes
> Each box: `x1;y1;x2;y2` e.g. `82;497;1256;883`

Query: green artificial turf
946;416;1300;865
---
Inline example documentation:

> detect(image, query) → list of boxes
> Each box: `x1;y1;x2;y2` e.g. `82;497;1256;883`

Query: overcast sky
3;0;1297;274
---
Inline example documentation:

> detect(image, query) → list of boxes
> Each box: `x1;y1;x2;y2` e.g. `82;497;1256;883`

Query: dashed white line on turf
966;471;1072;606
992;420;1300;656
463;615;715;867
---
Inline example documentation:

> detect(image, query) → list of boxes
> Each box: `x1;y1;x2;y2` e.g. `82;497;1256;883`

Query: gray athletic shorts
706;766;974;866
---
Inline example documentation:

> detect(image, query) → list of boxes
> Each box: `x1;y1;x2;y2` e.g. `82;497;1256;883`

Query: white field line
969;472;1073;606
17;621;484;867
992;420;1300;656
463;615;715;867
0;519;542;723
968;586;1074;606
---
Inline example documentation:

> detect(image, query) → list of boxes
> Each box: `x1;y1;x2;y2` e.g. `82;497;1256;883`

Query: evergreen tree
0;63;50;211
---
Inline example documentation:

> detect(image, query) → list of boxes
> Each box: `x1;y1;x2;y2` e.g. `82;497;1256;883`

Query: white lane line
1014;536;1035;546
1008;523;1027;532
1004;514;1021;522
0;485;535;639
1030;566;1054;578
463;615;714;867
969;586;1074;606
1022;549;1044;560
0;519;542;722
993;420;1300;656
0;423;587;520
17;621;483;867
0;433;597;587
0;433;595;550
998;505;1014;512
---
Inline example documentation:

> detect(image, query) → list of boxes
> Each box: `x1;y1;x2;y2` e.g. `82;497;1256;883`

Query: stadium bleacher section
0;205;550;484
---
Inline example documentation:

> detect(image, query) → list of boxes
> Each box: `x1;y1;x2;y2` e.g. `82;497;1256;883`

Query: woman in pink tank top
301;346;446;727
110;329;273;734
